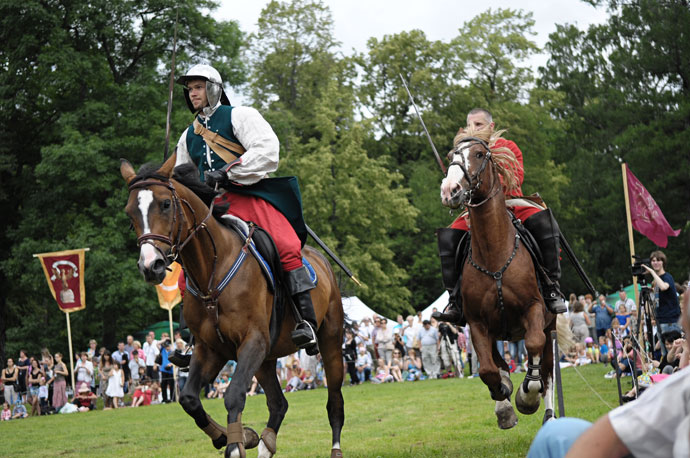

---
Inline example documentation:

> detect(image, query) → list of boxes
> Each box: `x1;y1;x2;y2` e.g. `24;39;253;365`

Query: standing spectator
616;304;632;337
589;294;614;339
355;343;372;383
52;353;68;410
74;352;93;391
159;340;175;403
37;377;50;414
438;321;461;376
27;358;44;399
143;333;160;380
569;301;591;344
86;339;98;360
40;348;54;407
99;351;114;403
174;339;189;392
124;335;135;355
112;341;130;385
129;348;145;387
342;330;358;385
132;340;145;360
376;318;394;365
403;315;418;354
2;358;19;405
105;361;125;409
418;320;441;379
16;350;30;402
504;351;517;373
643;250;682;348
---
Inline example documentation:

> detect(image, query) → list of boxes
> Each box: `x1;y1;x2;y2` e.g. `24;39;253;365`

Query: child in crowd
584;337;599;364
105;361;125;409
131;379;153;407
302;369;316;390
574;343;592;366
372;358;394;383
38;376;50;414
1;402;12;421
504;351;517;373
12;400;28;419
598;336;610;363
150;381;161;404
72;385;97;412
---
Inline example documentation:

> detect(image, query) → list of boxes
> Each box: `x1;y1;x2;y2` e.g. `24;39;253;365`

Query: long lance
399;73;447;175
305;224;361;287
163;8;180;161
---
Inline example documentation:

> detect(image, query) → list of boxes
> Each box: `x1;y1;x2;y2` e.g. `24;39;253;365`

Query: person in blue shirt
588;294;614;339
159;340;175;403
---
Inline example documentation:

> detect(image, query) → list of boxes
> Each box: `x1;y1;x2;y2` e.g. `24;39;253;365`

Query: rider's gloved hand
204;168;230;189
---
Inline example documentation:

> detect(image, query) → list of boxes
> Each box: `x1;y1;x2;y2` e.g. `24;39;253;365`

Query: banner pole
168;308;178;401
622;163;639;304
66;311;76;393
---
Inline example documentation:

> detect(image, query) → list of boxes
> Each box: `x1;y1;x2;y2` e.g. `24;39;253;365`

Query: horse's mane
172;163;217;208
451;127;521;193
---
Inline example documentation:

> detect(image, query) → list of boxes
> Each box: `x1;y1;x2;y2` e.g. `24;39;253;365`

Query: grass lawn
0;363;626;457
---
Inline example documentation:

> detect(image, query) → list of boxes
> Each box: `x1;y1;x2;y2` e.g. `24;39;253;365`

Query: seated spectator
404;349;423;381
598;336;610;364
372;358;394;384
302;369;317;390
389;350;404;382
247;376;263;396
504;351;517;373
656;330;684;374
72;384;97;412
584;337;599;364
574;343;592;366
150;381;161;404
11;400;28;419
285;368;304;392
131;379;153;407
1;402;11;421
355;344;372;383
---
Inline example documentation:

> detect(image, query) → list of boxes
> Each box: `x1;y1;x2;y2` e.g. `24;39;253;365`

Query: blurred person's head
6;358;14;367
618;304;627;314
572;301;584;313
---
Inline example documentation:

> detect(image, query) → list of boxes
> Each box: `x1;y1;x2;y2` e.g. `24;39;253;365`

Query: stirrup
291;321;318;348
544;291;567;314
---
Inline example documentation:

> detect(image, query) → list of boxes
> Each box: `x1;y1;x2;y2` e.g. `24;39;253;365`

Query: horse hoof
542;408;555;424
495;399;518;430
331;449;343;458
225;442;246;458
213;434;228;450
244;427;260;449
515;385;541;415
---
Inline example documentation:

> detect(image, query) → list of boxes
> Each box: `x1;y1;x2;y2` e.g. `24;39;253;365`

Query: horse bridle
448;136;501;207
127;176;216;273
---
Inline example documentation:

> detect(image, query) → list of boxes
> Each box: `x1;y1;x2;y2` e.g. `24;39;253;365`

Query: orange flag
155;261;183;310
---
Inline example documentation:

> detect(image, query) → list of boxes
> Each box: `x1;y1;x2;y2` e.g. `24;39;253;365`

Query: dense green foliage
1;0;688;360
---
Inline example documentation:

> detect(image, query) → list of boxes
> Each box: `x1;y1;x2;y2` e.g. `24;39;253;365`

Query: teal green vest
185;105;242;181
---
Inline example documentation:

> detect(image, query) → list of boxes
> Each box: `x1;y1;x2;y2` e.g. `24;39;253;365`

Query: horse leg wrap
227;416;246;457
202;414;226;441
260;427;277;455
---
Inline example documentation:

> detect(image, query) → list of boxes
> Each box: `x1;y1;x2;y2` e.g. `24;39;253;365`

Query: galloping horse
120;154;345;458
440;128;565;429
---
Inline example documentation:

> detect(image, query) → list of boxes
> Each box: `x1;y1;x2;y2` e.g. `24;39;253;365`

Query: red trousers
214;192;303;272
450;205;541;231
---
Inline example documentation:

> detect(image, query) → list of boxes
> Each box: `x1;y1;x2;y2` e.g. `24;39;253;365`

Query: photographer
642;250;681;354
438;322;461;376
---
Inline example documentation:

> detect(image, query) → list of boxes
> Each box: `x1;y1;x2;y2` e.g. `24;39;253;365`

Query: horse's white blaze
136;190;158;269
257;440;273;458
441;146;469;201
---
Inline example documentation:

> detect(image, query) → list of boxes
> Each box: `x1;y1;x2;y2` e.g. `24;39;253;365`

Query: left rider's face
466;112;495;131
186;79;208;110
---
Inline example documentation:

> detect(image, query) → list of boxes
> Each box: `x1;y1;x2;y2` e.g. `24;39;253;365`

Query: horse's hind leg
516;302;546;415
179;342;229;450
254;359;288;458
224;333;268;458
317;300;345;458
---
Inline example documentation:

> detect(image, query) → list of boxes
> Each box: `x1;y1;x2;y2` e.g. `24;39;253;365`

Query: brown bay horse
121;154;345;458
440;128;569;429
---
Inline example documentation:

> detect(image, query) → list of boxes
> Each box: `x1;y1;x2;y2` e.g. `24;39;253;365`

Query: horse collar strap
468;232;521;340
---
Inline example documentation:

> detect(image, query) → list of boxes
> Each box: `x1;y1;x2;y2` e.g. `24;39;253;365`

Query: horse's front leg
224;332;269;458
516;301;546;415
471;323;517;430
253;359;288;458
179;342;228;450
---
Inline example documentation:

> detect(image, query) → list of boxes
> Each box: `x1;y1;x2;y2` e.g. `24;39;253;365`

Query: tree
0;0;244;359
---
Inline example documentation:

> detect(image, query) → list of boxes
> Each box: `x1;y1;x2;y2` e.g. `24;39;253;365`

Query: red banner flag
625;165;680;247
34;248;88;312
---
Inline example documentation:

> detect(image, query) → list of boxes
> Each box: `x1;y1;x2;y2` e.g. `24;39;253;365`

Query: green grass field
0;364;625;457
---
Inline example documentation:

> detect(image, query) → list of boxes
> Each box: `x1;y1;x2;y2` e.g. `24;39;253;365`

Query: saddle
219;215;317;350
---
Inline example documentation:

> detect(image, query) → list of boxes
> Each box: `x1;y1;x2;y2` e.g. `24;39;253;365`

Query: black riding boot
432;228;468;326
523;209;567;314
287;266;320;356
168;303;191;368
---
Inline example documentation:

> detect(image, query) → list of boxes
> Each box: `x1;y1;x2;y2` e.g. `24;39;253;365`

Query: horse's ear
157;152;177;179
120;159;136;184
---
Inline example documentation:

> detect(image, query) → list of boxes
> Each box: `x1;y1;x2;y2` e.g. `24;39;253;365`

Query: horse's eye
161;199;171;210
475;152;483;159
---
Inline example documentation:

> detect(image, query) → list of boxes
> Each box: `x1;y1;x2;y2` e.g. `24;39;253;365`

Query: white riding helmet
177;64;231;113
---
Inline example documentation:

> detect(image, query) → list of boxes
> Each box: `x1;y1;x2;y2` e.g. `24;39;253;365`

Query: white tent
420;291;449;321
341;296;395;323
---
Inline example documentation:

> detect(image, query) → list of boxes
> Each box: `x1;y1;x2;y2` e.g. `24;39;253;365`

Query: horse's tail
555;314;575;354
